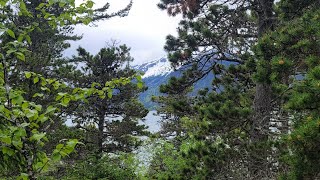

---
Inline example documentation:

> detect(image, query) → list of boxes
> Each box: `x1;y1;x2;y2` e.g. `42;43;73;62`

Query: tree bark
250;0;275;178
97;110;105;156
251;0;275;141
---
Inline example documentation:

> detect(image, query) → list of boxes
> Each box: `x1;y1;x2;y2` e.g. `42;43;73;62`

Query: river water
140;110;161;133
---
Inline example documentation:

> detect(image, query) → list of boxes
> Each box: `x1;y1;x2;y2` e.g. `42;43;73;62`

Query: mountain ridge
132;57;174;78
133;58;214;109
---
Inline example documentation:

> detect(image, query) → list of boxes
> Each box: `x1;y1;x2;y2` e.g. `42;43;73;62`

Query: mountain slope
133;58;214;109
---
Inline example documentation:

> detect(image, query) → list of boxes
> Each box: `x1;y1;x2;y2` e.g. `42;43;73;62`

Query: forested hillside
133;57;215;109
0;0;319;179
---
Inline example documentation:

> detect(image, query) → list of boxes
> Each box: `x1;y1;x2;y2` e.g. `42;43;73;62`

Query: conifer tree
266;5;320;179
152;0;320;178
2;0;133;87
67;46;148;155
0;0;134;138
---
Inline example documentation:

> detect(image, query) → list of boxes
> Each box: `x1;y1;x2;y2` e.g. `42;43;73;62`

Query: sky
65;0;181;65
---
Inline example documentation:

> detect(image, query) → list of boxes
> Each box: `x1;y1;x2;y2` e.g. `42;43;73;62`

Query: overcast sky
65;0;181;65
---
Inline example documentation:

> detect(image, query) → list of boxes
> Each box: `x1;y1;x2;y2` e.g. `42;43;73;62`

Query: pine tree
0;0;133;128
0;0;134;135
152;0;320;178
67;46;148;156
267;5;320;179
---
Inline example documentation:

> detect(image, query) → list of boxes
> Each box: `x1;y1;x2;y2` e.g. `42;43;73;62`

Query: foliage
64;46;149;155
147;140;189;179
150;0;320;179
60;154;138;180
0;0;140;179
253;6;320;179
1;0;320;179
0;65;136;178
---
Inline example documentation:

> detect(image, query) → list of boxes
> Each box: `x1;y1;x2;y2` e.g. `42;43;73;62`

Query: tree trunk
97;110;105;156
252;0;275;141
250;0;275;178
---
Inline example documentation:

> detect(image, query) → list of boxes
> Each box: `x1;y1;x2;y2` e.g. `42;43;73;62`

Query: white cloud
66;0;181;65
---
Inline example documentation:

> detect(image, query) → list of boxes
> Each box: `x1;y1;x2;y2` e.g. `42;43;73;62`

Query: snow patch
133;58;174;79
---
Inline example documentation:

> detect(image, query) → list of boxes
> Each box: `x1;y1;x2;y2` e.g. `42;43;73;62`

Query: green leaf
20;123;30;127
12;109;23;116
15;128;27;137
0;105;5;112
25;35;31;44
38;114;48;123
56;144;64;150
56;92;67;101
105;82;111;87
67;139;78;145
33;93;44;98
72;88;80;94
31;133;46;142
137;81;143;89
34;76;39;84
21;102;29;110
9;126;18;132
52;152;61;162
20;1;27;12
6;49;16;55
62;139;79;154
33;104;42;111
60;150;68;157
59;2;65;7
17;35;24;42
87;1;94;8
12;95;24;105
12;139;23;148
136;75;142;81
2;147;14;156
34;162;43;170
26;109;37;118
18;173;28;180
15;52;25;61
1;136;11;144
6;29;15;38
37;3;46;9
45;106;56;114
61;97;70;106
25;72;32;78
41;80;48;87
107;90;112;98
98;90;104;96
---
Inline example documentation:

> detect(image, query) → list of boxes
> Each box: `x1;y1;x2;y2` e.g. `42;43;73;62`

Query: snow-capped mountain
132;58;178;109
133;58;214;110
132;57;174;78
